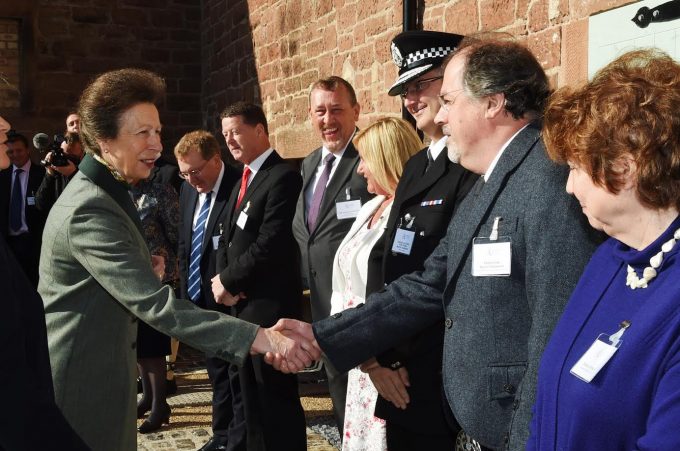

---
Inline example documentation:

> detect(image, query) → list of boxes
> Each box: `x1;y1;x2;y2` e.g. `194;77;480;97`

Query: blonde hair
353;117;422;195
174;130;220;160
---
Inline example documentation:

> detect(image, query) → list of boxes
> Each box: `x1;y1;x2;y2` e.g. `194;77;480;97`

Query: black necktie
9;168;23;232
424;149;434;173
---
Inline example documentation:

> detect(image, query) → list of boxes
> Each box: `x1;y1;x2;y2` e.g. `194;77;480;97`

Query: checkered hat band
405;46;454;66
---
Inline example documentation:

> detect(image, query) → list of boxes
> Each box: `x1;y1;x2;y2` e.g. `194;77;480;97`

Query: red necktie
236;166;251;210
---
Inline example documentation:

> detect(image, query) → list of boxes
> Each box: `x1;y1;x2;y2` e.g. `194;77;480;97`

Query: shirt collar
484;123;529;182
13;160;31;173
210;161;225;197
320;128;357;164
429;136;448;161
245;148;274;174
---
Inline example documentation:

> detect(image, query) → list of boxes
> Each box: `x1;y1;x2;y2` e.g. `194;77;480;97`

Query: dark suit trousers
206;356;246;450
239;355;306;451
6;233;39;287
386;422;456;451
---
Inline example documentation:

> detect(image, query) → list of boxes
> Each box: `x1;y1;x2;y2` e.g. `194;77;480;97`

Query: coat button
504;383;515;394
332;312;342;319
503;433;509;444
131;342;137;349
228;242;232;247
311;270;317;277
444;318;453;329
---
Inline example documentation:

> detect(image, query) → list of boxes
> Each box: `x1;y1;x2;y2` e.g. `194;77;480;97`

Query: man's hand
252;322;321;373
44;152;77;177
51;159;77;177
151;255;165;281
362;358;410;410
261;319;322;373
210;274;246;306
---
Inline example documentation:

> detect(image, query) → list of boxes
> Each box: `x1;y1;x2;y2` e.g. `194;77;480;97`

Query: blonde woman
329;117;421;451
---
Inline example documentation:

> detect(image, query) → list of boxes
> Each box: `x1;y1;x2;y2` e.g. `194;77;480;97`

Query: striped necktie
187;191;212;303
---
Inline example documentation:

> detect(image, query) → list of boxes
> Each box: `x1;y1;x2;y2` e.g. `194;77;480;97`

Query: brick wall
0;18;20;110
214;0;634;159
2;0;636;160
0;0;202;156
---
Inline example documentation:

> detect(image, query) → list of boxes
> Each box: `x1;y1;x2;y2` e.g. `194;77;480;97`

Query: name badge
392;228;415;255
236;211;248;230
472;217;511;277
472;239;511;276
336;199;361;219
212;235;221;250
27;196;36;206
570;321;629;383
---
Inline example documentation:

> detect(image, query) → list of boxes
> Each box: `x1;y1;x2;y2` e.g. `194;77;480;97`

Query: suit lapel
444;123;542;291
227;151;278;236
407;149;447;200
301;148;322;193
78;154;143;235
311;143;359;237
202;173;231;253
183;187;198;242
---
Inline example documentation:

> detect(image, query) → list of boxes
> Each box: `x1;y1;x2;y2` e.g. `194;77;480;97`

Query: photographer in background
35;131;83;213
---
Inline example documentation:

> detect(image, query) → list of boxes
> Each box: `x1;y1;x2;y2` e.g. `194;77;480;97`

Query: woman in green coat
38;68;318;451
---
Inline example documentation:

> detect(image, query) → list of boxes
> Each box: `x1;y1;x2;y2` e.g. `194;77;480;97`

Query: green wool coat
38;155;259;451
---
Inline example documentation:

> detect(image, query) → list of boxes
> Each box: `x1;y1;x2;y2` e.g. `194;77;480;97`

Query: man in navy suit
174;130;243;451
0;132;46;287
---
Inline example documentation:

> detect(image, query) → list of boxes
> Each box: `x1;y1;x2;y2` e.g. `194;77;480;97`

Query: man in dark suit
291;76;371;433
0;132;46;287
212;102;305;451
274;39;602;451
174;130;243;451
360;31;476;451
0;115;89;451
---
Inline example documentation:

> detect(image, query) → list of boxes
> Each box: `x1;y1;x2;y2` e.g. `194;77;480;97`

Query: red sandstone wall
2;0;639;160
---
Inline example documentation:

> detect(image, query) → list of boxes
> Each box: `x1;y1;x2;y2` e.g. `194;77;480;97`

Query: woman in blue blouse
529;49;680;450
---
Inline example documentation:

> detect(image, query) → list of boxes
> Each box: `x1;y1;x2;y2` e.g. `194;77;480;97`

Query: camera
39;134;69;167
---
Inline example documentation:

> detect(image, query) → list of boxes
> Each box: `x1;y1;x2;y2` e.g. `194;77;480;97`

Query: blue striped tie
187;191;212;303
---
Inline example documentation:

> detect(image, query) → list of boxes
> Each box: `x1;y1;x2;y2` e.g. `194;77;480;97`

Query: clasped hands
249;318;323;373
211;274;247;306
360;358;410;410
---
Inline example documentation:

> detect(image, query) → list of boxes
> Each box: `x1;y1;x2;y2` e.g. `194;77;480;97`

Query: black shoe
198;436;229;451
166;378;177;395
137;403;170;434
137;400;151;419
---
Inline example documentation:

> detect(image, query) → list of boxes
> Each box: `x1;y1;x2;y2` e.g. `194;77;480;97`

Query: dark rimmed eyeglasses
399;76;443;99
178;159;210;179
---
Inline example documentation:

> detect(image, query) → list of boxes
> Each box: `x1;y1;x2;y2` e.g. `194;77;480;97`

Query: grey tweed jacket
313;123;601;450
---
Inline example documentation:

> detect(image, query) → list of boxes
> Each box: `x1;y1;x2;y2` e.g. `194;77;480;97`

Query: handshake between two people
250;318;322;373
208;275;322;372
249;318;412;411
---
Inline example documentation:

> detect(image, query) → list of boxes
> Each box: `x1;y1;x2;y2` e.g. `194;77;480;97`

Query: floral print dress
335;202;392;451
